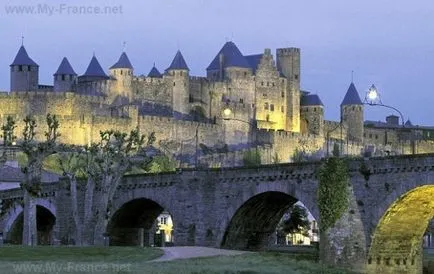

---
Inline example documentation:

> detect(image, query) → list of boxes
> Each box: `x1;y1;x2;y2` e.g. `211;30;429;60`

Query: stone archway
7;205;56;245
107;198;174;247
221;191;315;250
367;185;434;274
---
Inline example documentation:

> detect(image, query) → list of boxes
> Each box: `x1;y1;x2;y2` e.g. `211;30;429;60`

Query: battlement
133;76;164;84
0;91;107;104
276;48;300;55
189;76;206;82
257;128;317;140
139;114;219;130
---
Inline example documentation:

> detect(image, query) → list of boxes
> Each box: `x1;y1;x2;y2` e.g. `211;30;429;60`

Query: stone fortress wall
2;41;434;167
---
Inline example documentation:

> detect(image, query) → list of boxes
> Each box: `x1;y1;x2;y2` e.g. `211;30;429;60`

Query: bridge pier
320;184;367;270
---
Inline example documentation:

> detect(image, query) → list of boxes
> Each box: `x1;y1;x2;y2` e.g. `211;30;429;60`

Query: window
252;103;255;108
270;104;274;111
375;135;378;139
294;74;299;80
239;98;244;103
173;82;176;86
281;91;285;98
369;134;372;138
244;72;247;77
261;81;264;86
180;71;183;76
266;114;270;121
267;82;269;86
272;82;275;87
28;66;31;71
281;106;284;112
263;93;267;97
120;70;123;75
18;65;22;71
314;107;317;112
264;102;269;110
61;75;65;81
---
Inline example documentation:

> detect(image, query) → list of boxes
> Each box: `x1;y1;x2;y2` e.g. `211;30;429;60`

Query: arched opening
190;106;207;122
107;198;174;247
8;205;56;245
221;191;317;250
367;185;434;274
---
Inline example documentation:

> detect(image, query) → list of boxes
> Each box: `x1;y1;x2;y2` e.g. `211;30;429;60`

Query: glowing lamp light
223;108;232;117
366;84;380;104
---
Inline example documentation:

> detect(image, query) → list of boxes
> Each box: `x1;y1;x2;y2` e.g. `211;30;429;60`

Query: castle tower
300;93;324;135
53;57;77;92
166;50;190;118
10;45;39;92
341;82;364;142
206;41;251;81
78;55;109;82
276;48;301;132
109;52;133;100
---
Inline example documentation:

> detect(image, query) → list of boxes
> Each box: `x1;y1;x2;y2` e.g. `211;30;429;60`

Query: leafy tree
144;155;177;173
243;149;261;167
292;148;305;163
277;204;311;244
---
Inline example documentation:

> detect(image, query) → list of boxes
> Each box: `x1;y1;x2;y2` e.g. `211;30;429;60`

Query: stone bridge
1;154;434;274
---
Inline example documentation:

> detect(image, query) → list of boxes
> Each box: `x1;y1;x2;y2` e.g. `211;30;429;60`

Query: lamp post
363;84;408;154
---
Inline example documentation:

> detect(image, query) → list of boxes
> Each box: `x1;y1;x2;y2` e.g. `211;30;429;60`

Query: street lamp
363;84;408;154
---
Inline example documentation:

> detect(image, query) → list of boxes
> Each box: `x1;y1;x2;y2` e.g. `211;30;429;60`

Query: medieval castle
1;41;434;166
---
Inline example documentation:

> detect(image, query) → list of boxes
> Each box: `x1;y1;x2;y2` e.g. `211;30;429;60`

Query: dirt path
151;246;249;262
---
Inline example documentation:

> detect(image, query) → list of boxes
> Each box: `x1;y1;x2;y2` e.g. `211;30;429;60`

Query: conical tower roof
148;65;162;78
167;50;189;71
83;55;107;77
110;52;133;69
341;82;363;106
10;45;38;66
207;41;250;70
54;57;76;75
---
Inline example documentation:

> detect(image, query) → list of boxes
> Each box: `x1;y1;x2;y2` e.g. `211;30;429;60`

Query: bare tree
20;114;60;246
82;129;155;245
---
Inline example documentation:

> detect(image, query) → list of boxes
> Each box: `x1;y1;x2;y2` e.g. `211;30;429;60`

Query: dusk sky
1;0;434;125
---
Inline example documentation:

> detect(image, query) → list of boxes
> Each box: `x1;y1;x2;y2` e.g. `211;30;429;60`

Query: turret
53;57;77;92
10;45;39;92
300;93;324;135
206;41;251;81
276;47;301;132
147;65;162;78
341;82;364;142
166;50;190;118
109;52;133;99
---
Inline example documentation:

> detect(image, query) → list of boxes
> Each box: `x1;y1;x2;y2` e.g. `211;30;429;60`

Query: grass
146;252;358;274
0;246;357;274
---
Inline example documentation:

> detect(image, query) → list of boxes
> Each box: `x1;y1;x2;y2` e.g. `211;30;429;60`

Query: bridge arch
109;193;177;246
367;185;434;274
219;181;319;250
4;198;56;245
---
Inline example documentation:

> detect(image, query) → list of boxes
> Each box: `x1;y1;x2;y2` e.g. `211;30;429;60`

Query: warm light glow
223;108;232;117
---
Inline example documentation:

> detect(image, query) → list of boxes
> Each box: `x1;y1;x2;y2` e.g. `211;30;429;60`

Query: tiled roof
110;52;133;69
167;50;189;70
341;82;363;105
10;46;38;66
207;41;250;70
301;94;324;106
83;55;108;77
54;57;76;75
